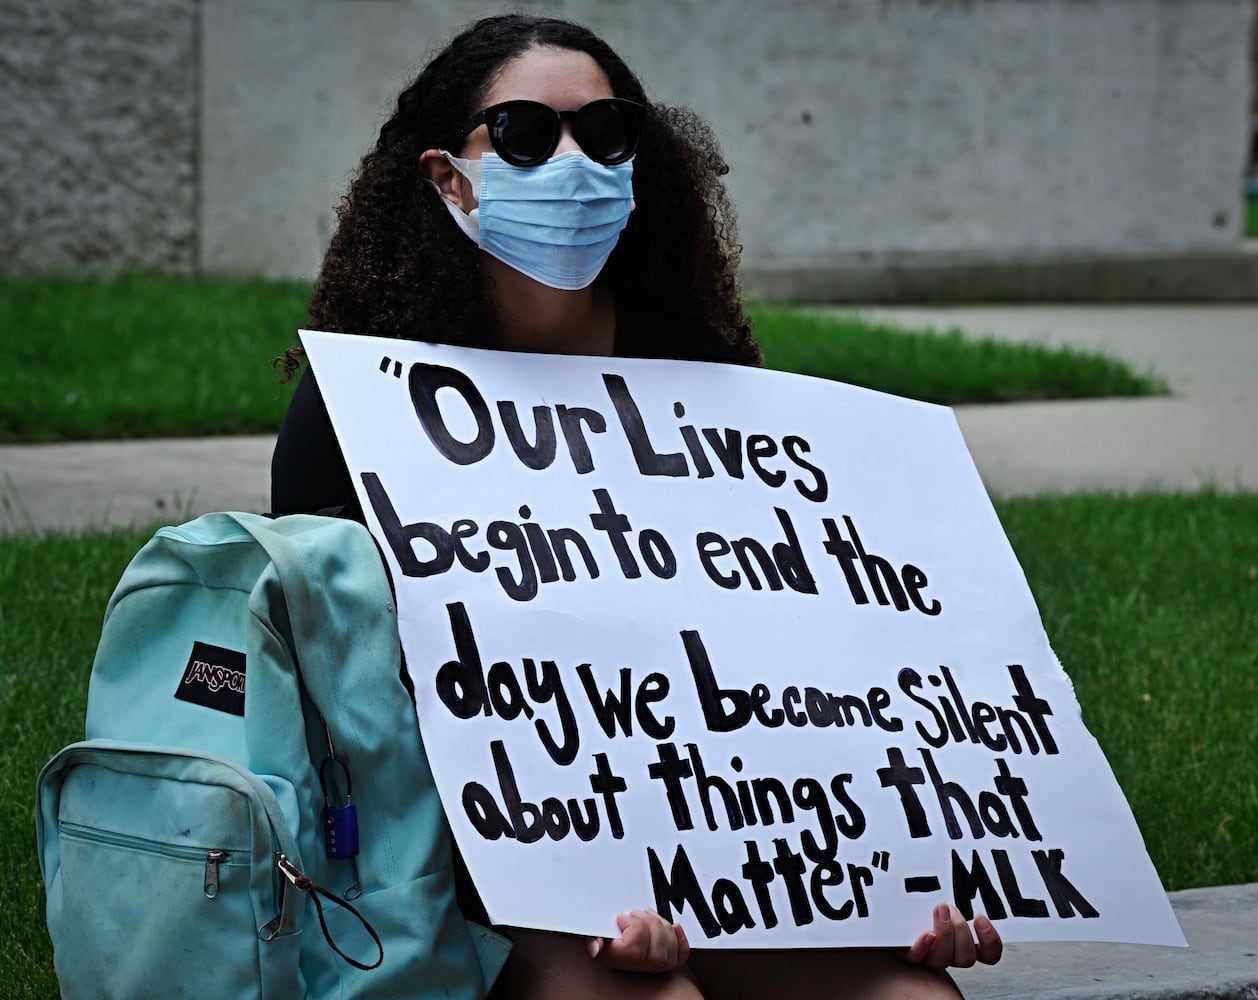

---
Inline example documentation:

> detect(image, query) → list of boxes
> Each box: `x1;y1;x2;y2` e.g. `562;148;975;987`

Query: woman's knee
688;947;961;1000
497;928;705;1000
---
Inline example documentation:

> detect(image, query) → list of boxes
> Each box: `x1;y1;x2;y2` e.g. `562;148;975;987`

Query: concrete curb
952;883;1258;1000
744;246;1258;305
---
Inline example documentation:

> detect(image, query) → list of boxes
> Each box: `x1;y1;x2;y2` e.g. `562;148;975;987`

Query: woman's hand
906;904;1003;969
587;908;691;973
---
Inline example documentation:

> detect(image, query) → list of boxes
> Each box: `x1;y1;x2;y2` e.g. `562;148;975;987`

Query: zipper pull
204;849;228;898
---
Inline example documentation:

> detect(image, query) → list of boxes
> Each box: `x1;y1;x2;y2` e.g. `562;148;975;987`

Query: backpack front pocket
38;742;306;1000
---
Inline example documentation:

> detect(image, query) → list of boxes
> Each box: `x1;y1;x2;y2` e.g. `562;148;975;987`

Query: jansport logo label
188;660;245;693
174;641;246;716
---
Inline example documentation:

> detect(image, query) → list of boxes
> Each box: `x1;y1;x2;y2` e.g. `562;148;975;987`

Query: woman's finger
974;914;1004;965
672;922;690;967
925;904;957;968
905;930;936;965
945;904;977;969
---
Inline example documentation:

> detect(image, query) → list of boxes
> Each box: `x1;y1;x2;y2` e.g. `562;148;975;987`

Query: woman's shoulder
270;366;363;519
613;300;746;365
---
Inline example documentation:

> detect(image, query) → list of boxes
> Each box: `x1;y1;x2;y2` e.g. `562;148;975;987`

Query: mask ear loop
429;150;481;244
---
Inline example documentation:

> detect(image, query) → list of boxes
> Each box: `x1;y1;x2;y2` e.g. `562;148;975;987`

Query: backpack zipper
59;821;241;898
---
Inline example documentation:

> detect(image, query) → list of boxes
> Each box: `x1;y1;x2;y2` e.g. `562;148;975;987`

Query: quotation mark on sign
870;851;891;872
379;356;403;378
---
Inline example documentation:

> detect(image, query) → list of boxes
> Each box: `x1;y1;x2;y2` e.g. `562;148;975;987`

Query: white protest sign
302;329;1184;949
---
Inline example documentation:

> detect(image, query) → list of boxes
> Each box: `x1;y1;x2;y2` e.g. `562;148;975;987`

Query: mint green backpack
36;512;509;999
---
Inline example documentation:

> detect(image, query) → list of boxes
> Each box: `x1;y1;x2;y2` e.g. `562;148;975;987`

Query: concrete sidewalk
2;304;1255;536
0;434;275;536
862;304;1258;498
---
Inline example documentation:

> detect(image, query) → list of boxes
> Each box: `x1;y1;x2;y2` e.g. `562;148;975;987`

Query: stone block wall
2;0;1254;299
0;0;198;273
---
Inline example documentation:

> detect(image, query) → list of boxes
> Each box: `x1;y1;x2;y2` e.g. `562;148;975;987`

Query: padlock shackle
319;753;353;806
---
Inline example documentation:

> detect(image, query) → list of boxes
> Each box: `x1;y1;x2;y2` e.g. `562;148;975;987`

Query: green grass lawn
0;274;1227;994
0;275;1164;443
751;307;1162;404
998;492;1258;893
2;493;1255;995
0;274;309;442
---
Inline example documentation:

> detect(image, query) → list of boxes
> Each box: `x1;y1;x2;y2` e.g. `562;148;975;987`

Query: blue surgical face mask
436;150;634;290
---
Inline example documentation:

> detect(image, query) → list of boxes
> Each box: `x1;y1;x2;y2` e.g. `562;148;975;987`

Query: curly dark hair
277;13;759;378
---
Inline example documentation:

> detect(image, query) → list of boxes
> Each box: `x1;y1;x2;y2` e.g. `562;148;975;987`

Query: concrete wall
2;0;1254;298
0;0;198;273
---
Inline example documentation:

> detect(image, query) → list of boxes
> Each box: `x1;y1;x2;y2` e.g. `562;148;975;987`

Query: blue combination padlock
320;754;360;860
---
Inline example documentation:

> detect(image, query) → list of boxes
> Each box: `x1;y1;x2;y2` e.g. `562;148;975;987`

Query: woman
272;13;1002;998
271;13;756;516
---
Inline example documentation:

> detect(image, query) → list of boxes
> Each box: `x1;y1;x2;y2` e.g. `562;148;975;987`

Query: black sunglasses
460;98;646;168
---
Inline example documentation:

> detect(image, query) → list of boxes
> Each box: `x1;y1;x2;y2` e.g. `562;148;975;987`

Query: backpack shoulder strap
219;513;510;996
